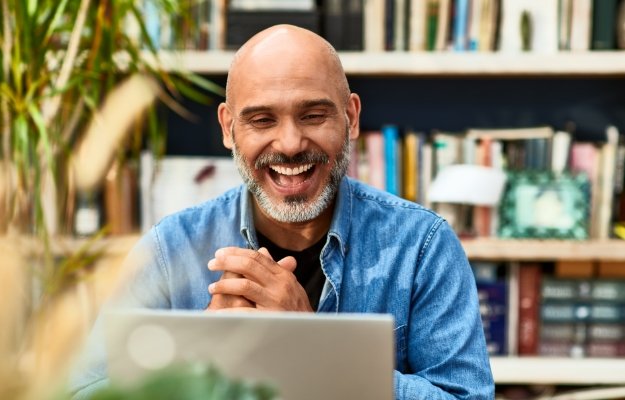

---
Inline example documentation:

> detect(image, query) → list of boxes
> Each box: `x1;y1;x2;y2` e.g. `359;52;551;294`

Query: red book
518;262;542;355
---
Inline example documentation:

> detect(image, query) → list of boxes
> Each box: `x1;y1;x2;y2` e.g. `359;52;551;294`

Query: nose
272;120;306;157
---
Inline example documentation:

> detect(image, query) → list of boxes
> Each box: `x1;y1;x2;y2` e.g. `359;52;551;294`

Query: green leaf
27;0;37;17
26;102;55;173
42;0;71;47
179;72;225;98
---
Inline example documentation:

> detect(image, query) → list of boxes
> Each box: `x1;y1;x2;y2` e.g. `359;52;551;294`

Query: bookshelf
152;48;625;388
154;50;625;76
3;233;625;386
461;238;625;261
490;356;625;385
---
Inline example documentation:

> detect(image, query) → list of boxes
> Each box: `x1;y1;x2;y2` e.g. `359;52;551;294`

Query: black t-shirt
256;232;326;311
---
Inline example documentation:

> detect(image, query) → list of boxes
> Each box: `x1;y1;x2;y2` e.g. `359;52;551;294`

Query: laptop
105;309;395;400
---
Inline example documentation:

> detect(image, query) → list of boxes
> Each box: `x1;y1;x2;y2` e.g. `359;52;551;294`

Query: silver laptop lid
105;309;394;400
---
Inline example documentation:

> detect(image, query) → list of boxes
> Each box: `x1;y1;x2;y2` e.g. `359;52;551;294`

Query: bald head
225;25;350;106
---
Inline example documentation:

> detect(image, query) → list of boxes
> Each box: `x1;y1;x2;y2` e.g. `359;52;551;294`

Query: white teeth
269;163;314;176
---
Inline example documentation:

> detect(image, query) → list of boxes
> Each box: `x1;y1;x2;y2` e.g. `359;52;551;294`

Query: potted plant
0;2;226;398
0;0;222;290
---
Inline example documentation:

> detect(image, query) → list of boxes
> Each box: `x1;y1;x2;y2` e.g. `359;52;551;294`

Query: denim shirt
71;177;494;399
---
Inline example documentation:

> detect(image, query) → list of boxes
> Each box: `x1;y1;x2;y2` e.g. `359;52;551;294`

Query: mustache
255;151;330;169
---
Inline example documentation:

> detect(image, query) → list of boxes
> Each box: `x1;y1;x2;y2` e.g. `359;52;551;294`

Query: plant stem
42;0;92;127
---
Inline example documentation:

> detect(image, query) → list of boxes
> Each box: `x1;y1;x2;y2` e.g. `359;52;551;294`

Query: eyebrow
238;98;339;119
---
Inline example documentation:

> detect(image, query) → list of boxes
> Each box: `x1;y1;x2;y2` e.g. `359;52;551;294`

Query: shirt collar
238;177;353;256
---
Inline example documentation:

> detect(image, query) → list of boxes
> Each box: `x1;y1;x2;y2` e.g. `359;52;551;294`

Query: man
72;24;494;399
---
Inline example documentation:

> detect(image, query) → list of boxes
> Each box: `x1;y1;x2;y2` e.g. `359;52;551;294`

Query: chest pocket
394;324;409;372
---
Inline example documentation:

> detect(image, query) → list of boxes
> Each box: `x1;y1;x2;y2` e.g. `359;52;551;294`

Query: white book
468;0;483;51
364;0;385;51
435;0;451;51
395;0;407;51
209;0;227;50
597;126;619;240
409;0;427;51
569;0;593;51
551;130;572;175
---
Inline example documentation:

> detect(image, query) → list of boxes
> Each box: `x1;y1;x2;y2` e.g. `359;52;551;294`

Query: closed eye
301;113;326;124
249;117;276;128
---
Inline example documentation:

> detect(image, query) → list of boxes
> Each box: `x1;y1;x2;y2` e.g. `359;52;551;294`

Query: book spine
518;262;542;355
383;124;401;196
453;0;469;51
364;131;386;190
591;0;618;50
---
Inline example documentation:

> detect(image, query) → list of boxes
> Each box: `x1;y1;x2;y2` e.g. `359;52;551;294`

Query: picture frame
498;171;590;239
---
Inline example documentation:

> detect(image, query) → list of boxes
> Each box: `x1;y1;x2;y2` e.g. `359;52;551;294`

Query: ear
217;102;234;149
346;93;361;141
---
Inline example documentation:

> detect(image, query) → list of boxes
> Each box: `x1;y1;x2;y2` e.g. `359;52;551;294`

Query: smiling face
218;25;360;224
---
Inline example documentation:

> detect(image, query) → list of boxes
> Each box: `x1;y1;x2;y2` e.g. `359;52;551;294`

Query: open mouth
267;163;316;187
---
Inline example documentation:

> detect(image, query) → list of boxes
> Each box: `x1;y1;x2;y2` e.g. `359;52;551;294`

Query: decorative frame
498;171;590;239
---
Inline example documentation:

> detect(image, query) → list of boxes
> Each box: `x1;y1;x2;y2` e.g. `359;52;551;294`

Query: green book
591;0;618;50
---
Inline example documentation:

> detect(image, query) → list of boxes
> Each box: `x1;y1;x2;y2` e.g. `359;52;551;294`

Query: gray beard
231;128;351;223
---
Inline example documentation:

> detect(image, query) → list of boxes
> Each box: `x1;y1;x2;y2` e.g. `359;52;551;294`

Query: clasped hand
205;247;313;312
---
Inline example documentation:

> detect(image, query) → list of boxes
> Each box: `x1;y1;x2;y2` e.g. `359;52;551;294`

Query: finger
208;251;279;282
207;294;254;310
277;256;297;273
258;247;273;259
208;278;266;304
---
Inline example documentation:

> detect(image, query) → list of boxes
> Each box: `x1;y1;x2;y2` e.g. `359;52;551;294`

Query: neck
252;200;334;251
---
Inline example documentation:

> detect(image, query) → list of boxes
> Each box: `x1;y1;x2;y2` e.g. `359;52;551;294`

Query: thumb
258;247;296;272
277;256;297;273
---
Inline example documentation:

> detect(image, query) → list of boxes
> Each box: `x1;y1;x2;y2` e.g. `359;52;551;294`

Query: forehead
229;41;344;110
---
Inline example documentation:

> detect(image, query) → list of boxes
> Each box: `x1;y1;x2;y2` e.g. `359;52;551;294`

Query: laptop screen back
105;309;394;400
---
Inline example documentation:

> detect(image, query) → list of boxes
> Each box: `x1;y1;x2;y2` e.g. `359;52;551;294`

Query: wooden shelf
461;238;625;261
491;356;625;385
151;50;625;76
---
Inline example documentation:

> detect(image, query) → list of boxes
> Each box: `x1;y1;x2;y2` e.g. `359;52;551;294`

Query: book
393;0;409;51
364;130;386;190
558;0;573;50
364;0;385;51
596;126;619;239
591;0;618;50
551;130;572;175
570;141;601;238
465;126;554;141
473;137;493;237
569;0;593;51
468;0;483;50
517;262;542;355
144;0;161;50
618;0;625;49
324;0;364;50
383;124;401;196
402;130;420;202
478;0;499;51
104;161;138;235
554;260;594;278
476;280;508;355
452;0;470;51
591;280;625;302
435;0;451;50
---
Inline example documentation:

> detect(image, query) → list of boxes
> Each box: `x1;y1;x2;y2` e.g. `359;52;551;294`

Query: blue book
453;0;469;51
382;124;400;196
476;281;508;355
144;0;161;50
